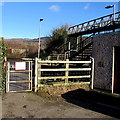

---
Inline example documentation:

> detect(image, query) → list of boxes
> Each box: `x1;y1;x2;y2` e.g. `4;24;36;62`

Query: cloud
83;3;90;10
49;5;60;12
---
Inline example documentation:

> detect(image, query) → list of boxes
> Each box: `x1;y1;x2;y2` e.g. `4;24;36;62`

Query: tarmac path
2;92;119;119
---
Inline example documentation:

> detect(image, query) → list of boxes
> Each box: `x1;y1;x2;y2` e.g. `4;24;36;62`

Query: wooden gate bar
35;58;93;92
38;75;91;80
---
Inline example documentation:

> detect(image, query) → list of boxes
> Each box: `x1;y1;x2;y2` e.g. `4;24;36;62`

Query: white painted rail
35;58;94;92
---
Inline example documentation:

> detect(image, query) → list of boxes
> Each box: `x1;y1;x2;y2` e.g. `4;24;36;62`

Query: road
2;91;120;119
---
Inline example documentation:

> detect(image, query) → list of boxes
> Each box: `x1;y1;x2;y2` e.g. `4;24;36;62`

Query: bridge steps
47;12;120;61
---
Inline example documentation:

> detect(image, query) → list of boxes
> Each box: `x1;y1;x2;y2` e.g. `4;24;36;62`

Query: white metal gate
6;61;32;92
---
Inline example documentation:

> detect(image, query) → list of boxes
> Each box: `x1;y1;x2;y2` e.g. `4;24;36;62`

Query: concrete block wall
92;31;120;91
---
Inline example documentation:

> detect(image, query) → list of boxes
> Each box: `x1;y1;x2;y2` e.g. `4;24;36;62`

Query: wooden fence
35;58;94;92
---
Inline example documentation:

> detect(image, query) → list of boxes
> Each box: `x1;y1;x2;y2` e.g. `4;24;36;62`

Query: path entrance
6;61;32;92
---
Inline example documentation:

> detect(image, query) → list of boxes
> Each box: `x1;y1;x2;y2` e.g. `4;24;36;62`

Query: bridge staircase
48;34;93;61
47;12;120;61
67;34;93;61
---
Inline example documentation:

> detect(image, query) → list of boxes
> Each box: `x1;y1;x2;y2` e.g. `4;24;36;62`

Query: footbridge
68;12;120;37
48;12;120;61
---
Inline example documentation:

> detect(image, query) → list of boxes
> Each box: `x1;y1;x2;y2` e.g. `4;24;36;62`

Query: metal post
38;22;41;58
38;19;43;58
30;61;32;91
105;5;115;22
113;5;115;22
7;62;10;92
90;57;94;89
76;37;79;52
28;61;31;90
68;41;71;50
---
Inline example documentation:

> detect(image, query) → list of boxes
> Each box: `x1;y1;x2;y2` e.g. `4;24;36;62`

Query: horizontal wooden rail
35;58;94;92
39;68;91;71
38;75;91;80
38;60;91;64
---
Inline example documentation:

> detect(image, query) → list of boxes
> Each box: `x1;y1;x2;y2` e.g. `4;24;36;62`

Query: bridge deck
68;12;120;37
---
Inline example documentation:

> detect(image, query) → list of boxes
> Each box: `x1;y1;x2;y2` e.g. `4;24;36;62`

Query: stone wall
92;31;120;91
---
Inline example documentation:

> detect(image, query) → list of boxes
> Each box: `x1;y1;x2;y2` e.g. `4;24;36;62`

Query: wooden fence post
65;59;69;84
35;57;38;92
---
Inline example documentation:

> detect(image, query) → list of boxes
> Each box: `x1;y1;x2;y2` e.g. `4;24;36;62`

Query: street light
105;5;115;21
38;18;44;58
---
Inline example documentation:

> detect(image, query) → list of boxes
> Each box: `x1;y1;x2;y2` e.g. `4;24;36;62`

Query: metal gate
6;61;32;92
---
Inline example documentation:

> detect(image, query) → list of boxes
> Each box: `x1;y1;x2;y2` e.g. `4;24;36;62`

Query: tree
45;24;69;55
1;37;6;60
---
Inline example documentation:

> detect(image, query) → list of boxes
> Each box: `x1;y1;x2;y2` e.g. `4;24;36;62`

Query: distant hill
4;37;53;58
4;37;52;49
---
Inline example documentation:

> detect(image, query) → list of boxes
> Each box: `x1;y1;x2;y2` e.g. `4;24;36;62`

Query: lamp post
38;18;44;58
105;5;115;21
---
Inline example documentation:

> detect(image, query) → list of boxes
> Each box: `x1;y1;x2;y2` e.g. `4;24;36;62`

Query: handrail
68;12;120;30
56;41;69;53
68;34;93;59
70;34;93;51
68;12;120;35
47;12;120;60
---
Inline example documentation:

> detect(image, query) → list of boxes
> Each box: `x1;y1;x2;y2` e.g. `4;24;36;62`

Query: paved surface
2;92;118;119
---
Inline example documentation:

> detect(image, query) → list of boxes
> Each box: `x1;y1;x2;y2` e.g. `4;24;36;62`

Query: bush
45;24;69;55
0;37;6;93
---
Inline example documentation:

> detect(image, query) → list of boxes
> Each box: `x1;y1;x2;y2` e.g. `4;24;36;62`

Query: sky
1;1;120;39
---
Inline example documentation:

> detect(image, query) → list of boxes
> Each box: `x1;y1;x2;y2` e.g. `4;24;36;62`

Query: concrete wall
92;31;120;91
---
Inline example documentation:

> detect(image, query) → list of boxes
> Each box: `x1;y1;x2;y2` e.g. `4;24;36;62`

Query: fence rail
35;58;94;92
